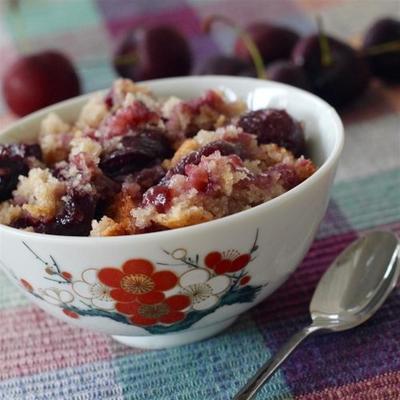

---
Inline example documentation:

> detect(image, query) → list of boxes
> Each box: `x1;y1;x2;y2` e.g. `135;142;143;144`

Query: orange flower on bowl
98;259;178;305
62;309;79;319
205;250;251;274
20;278;33;293
116;295;191;326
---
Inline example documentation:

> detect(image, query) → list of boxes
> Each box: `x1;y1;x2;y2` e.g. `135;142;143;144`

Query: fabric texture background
0;0;399;399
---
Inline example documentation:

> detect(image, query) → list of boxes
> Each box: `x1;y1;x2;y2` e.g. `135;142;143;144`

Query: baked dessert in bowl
0;76;343;348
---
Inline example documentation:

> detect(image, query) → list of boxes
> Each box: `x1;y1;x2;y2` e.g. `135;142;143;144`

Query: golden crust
90;216;129;237
169;139;199;168
39;113;71;164
295;158;317;180
257;143;295;171
0;202;22;225
155;206;213;229
15;168;65;220
106;192;137;235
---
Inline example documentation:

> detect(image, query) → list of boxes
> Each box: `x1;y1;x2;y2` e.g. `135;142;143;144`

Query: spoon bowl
310;231;400;331
235;231;400;400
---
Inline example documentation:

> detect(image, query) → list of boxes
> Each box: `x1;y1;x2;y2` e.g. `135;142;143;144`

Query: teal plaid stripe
333;169;400;230
4;0;102;40
0;268;28;310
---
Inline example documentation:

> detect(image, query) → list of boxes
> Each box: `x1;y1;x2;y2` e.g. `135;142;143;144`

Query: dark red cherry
0;158;26;202
142;186;172;213
363;18;400;83
92;172;121;219
235;23;299;65
105;101;159;138
198;55;252;75
120;165;166;191
164;140;241;182
261;163;302;190
13;190;97;236
113;25;192;81
100;129;172;177
238;109;305;157
0;143;42;160
2;51;80;116
50;191;97;236
266;60;311;91
93;173;121;202
292;35;370;108
0;144;42;201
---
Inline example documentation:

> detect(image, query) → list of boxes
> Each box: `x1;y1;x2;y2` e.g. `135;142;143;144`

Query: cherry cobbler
0;79;316;237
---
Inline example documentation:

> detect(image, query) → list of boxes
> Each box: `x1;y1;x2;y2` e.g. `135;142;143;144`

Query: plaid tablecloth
0;1;399;399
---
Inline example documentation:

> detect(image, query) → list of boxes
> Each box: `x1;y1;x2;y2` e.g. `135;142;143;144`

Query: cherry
164;140;241;181
120;165;166;190
0;157;26;202
362;18;400;83
105;101;159;138
0;143;42;160
100;129;172;177
93;173;121;203
92;172;121;219
11;190;97;236
292;35;370;108
266;60;311;90
2;51;80;116
203;15;266;79
261;163;301;190
142;186;172;213
113;26;192;81
0;144;42;201
50;191;97;236
235;22;299;65
237;66;258;77
198;55;252;75
238;109;305;157
141;141;241;211
185;164;209;192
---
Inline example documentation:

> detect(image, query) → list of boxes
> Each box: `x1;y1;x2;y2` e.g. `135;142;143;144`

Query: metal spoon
234;231;400;400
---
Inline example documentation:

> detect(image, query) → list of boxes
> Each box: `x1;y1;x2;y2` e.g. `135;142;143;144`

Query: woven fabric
0;1;400;399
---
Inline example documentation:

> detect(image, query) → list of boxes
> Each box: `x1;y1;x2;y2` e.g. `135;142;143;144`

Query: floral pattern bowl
0;76;344;349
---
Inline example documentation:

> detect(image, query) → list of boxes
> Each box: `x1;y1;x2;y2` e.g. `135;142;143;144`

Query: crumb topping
0;202;22;225
0;79;316;236
39;113;72;164
14;168;65;219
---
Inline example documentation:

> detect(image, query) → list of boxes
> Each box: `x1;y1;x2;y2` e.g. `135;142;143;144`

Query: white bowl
0;76;344;349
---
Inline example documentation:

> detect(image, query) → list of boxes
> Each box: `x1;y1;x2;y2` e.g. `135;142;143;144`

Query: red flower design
98;259;178;305
240;276;251;286
62;309;79;319
205;250;251;274
61;271;72;281
20;278;33;293
117;295;191;326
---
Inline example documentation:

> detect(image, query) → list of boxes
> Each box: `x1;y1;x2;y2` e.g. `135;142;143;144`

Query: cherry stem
8;0;30;54
364;39;400;55
203;15;266;79
316;15;332;67
114;52;138;66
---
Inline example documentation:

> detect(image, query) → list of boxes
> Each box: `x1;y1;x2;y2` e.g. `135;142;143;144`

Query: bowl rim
0;75;344;244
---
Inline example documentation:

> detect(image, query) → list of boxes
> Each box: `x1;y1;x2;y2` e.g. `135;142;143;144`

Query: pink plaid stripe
0;305;112;380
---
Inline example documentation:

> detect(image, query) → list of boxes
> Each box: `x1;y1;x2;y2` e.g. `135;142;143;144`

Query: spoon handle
233;324;321;400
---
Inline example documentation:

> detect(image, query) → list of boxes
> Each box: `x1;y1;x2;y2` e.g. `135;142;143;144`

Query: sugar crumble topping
14;168;65;220
0;78;316;236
